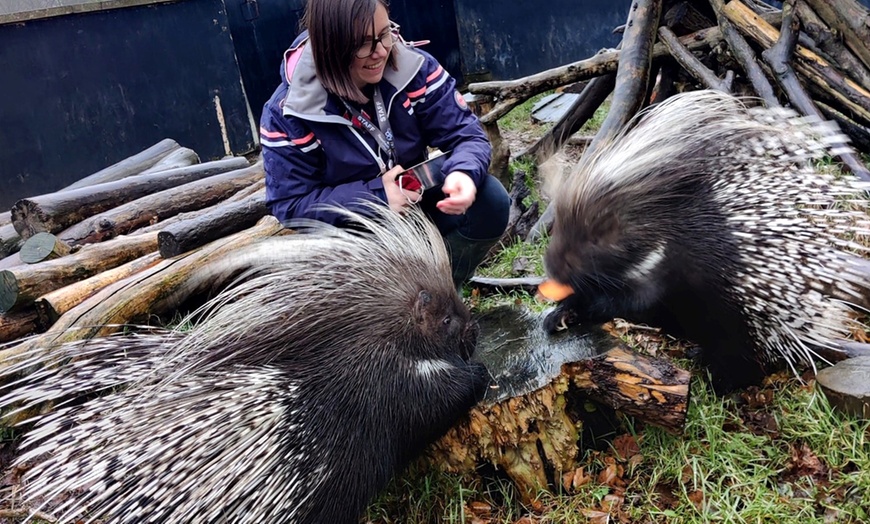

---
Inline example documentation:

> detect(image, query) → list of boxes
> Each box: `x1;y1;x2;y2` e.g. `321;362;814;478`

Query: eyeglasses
396;173;424;205
355;22;400;59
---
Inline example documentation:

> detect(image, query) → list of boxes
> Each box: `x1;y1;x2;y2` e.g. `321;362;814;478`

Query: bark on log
132;180;266;235
19;232;72;264
34;252;164;331
158;186;269;258
590;0;663;148
795;2;870;89
466;94;511;187
469;25;723;118
659;26;734;92
802;0;870;74
0;232;159;313
517;74;617;164
11;157;250;240
0;309;39;344
0;224;21;259
0;217;285;366
0;254;22;271
139;147;201;175
429;344;690;504
61;139;181;191
58;162;265;246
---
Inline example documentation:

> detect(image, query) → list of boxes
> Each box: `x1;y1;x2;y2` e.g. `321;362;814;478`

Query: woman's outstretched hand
437;171;476;215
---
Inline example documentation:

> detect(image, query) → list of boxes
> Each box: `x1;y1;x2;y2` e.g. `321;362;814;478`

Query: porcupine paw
542;304;582;334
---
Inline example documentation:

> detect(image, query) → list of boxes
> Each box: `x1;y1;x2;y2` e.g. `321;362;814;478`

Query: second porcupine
0;205;488;524
542;90;870;392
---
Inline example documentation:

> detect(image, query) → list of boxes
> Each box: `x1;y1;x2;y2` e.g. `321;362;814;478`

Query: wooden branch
467;275;545;293
466;94;511;185
659;26;733;92
158;186;269;258
710;0;780;106
817;101;870;153
61;138;181;191
589;0;663;150
0;232;159;313
35;252;163;330
0;309;39;344
723;0;870;123
0;211;10;228
58;162;265;246
0;254;22;271
19;232;71;264
468;25;722;104
11;157;251;240
725;0;870;180
0;217;285;366
479;97;522;126
517;74;616;164
795;2;870;89
802;0;870;74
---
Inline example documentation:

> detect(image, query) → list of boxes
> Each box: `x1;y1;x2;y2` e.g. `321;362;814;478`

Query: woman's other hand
437;171;476;215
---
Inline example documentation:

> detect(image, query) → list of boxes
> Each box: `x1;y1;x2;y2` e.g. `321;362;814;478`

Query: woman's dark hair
303;0;396;103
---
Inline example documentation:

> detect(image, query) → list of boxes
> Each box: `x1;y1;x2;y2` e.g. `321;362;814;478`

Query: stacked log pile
469;0;870;240
0;139;271;346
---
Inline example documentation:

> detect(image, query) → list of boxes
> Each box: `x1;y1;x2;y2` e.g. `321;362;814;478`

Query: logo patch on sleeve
454;90;469;111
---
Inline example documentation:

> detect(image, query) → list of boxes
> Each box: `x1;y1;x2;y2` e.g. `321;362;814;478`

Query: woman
259;0;510;286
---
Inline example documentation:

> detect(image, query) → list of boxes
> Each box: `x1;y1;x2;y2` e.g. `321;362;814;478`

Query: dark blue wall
453;0;630;82
0;0;256;211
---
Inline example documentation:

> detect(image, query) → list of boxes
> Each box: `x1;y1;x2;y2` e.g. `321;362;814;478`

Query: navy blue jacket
259;32;491;225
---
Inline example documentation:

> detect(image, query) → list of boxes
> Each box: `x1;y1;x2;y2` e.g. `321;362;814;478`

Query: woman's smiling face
349;3;393;89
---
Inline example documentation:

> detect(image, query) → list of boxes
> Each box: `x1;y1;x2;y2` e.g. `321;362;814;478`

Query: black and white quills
541;89;870;392
0;205;488;523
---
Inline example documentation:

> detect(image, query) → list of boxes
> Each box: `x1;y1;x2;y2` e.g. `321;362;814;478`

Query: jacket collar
281;34;425;124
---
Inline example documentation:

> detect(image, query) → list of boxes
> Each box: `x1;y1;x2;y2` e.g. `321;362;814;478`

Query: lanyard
342;88;396;170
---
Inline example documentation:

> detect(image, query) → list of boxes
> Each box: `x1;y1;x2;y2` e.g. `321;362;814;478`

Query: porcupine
0;204;489;524
541;89;870;393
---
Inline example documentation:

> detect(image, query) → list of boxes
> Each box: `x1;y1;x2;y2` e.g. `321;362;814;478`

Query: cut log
11;157;251;240
428;307;690;503
0;232;159;313
0;217;286;366
19;232;72;264
0;309;39;344
35;251;163;330
58;162;265;246
62;138;181;191
139;147;201;175
157;186;268;258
